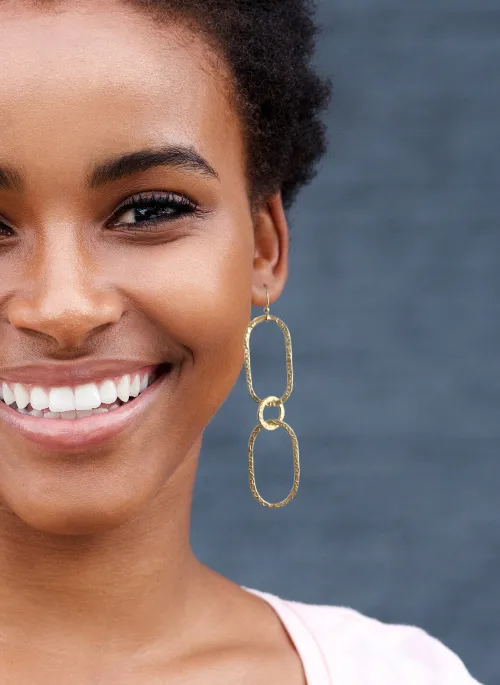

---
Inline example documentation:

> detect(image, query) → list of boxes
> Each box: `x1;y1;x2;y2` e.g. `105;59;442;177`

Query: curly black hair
27;0;331;210
124;0;332;211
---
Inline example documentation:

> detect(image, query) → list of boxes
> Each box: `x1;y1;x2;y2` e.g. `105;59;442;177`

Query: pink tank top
242;586;483;684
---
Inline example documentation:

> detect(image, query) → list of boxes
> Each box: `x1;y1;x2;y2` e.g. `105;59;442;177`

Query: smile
0;362;174;452
0;366;164;419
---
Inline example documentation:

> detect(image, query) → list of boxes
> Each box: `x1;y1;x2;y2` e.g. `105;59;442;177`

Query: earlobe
251;193;289;307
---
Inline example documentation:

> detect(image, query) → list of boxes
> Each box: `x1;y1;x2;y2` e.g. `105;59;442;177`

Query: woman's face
0;1;288;534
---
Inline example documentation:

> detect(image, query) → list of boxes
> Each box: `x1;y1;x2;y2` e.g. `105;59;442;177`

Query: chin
0;451;173;536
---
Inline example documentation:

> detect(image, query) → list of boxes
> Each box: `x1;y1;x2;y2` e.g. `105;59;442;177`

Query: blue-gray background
191;1;499;683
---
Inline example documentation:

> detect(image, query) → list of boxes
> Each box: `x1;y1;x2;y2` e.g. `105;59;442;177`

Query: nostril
7;289;124;350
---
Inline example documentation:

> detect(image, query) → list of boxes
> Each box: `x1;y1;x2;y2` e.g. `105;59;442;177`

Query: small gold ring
258;395;285;431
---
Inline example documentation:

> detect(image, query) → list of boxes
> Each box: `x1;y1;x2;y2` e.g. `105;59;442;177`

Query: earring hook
264;285;270;320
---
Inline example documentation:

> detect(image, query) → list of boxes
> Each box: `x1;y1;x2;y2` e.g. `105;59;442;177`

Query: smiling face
0;1;288;534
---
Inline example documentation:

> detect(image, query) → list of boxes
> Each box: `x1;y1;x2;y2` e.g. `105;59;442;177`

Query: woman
0;1;482;683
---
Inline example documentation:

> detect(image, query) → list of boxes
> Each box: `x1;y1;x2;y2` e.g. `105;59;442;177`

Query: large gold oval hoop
243;314;293;405
248;419;300;508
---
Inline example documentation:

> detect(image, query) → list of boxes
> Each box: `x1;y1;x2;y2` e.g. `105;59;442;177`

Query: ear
251;192;289;307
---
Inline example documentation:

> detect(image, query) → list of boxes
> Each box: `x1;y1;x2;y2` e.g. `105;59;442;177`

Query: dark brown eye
108;191;198;231
0;222;14;238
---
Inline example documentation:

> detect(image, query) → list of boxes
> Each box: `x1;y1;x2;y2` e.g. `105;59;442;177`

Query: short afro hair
126;0;332;210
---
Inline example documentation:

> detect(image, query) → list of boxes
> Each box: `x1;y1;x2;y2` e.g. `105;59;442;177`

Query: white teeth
2;383;15;406
49;387;75;413
0;367;164;418
129;374;140;397
74;383;101;411
13;383;30;410
98;379;118;405
116;374;130;403
31;386;50;411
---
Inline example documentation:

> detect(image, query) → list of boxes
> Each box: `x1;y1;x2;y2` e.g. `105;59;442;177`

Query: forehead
0;1;244;193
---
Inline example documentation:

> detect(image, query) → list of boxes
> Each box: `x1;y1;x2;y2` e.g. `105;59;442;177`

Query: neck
0;440;212;658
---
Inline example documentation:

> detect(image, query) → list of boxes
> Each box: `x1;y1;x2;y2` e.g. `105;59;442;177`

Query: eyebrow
0;145;220;193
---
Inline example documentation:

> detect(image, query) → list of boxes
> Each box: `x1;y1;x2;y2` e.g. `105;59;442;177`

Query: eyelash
0;191;200;237
108;191;200;231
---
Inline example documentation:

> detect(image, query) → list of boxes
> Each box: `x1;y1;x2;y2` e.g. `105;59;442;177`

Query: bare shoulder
169;575;308;685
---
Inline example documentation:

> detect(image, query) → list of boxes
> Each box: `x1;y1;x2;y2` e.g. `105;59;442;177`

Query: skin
0;1;306;683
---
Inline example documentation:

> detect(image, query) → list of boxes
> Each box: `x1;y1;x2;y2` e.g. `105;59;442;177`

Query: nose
7;240;123;351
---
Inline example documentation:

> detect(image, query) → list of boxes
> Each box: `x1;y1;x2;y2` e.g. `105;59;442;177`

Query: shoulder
285;597;483;685
250;589;483;685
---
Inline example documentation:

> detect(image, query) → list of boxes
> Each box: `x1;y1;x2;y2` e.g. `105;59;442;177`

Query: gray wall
191;2;499;683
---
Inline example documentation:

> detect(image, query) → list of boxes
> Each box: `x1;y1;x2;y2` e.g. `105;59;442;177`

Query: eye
0;221;14;239
108;191;199;231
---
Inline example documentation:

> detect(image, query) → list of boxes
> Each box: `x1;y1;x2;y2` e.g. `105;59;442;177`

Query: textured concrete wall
191;2;500;683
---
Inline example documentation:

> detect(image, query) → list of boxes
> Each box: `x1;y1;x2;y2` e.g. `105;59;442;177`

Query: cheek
104;215;254;406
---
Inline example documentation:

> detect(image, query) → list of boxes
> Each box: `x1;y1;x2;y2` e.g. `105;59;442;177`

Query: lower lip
0;367;175;453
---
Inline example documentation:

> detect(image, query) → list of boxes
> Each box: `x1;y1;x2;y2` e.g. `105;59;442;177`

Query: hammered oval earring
243;286;300;508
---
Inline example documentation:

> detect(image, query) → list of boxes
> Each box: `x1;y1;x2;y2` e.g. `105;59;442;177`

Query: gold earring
243;285;300;508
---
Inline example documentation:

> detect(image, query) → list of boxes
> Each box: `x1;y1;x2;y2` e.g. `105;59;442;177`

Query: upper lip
0;359;164;387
